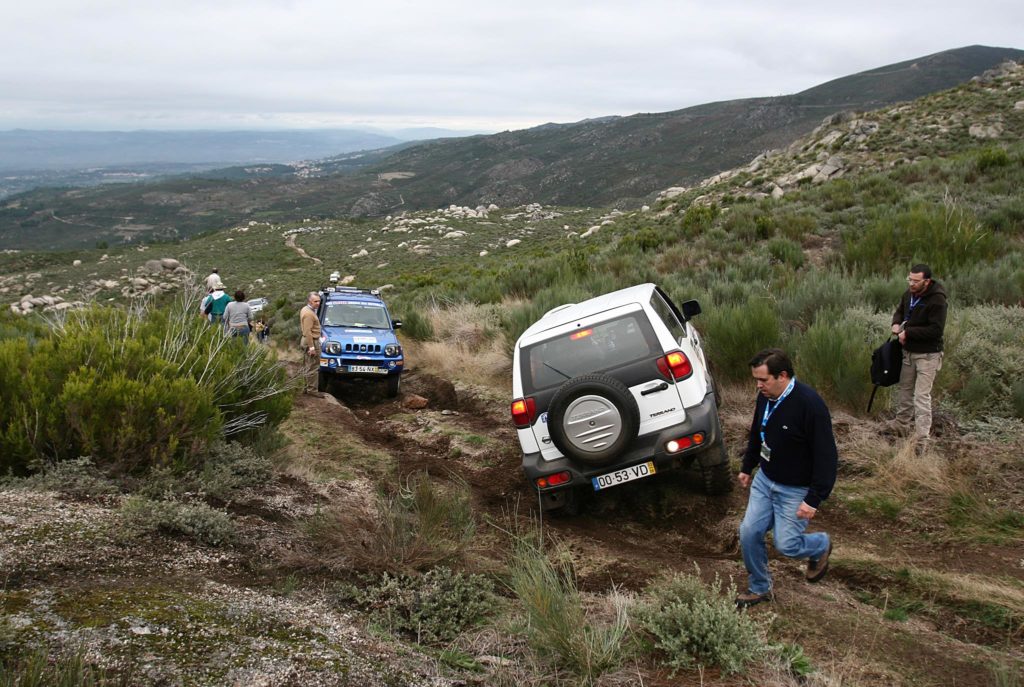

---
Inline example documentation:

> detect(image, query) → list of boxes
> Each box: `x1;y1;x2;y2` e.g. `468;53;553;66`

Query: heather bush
766;237;804;268
120;495;235;546
0;294;291;477
197;440;273;501
3;457;117;498
942;306;1024;419
844;198;1001;277
698;298;781;383
636;569;765;675
339;567;496;644
397;308;435;341
794;307;883;412
949;254;1024;306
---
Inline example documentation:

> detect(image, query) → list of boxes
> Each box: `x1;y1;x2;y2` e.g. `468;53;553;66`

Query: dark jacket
741;380;838;509
892;281;948;353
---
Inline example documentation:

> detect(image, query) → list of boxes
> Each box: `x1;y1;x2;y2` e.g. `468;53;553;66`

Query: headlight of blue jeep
324;341;342;355
385;343;402;357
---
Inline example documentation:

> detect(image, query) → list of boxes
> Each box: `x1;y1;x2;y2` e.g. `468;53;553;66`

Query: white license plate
591;461;656;491
348;365;387;374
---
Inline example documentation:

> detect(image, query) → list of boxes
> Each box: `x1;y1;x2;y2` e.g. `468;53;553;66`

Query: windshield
521;313;658;391
322;301;390;329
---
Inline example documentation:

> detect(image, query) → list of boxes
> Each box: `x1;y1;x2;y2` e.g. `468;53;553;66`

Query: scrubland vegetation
2;71;1024;685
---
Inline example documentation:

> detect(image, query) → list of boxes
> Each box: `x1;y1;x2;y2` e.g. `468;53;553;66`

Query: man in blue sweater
736;348;838;608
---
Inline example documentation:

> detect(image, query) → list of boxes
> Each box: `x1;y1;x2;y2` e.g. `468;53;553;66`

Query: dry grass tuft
301;472;477;574
404;301;511;390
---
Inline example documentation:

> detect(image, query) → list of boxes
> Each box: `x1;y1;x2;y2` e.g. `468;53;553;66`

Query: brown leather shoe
735;590;773;608
806;541;833;583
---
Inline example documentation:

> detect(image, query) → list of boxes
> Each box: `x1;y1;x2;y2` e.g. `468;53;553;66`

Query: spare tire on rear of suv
547;374;640;465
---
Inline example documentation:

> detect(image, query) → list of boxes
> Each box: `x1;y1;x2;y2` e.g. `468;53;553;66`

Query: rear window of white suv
521;313;659;392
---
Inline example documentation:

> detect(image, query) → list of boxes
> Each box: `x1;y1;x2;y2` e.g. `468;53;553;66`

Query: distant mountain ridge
1;44;1021;250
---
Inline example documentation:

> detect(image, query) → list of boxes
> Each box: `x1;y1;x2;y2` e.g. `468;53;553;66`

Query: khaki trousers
896;351;943;439
301;339;321;392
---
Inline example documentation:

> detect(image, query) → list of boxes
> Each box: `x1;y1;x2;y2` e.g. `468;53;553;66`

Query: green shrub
506;539;631;683
950;254;1024;306
698;299;781;383
844;200;1001;277
680;204;717;236
766;238;804;268
975;146;1010;173
339;567;496;644
120;495;235;546
396;308;434;341
636;569;765;675
0;295;291;477
943;306;1024;418
794;307;882;411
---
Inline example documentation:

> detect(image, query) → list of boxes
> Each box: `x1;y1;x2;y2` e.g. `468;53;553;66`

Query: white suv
511;283;731;513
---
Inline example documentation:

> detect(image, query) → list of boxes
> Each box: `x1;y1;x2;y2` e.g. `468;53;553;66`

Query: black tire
386;372;401;398
698;443;733;495
317;370;329;393
547;373;640;465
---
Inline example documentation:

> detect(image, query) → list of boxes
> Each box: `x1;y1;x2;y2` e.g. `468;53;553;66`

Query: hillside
2;45;1021;251
2;56;1023;687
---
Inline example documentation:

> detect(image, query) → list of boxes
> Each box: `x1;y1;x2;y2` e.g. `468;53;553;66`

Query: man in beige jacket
300;292;322;394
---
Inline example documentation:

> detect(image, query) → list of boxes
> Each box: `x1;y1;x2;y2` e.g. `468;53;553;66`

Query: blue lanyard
760;378;796;445
904;294;921;322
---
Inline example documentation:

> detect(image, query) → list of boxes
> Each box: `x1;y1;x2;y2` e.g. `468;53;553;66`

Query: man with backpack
890;263;948;441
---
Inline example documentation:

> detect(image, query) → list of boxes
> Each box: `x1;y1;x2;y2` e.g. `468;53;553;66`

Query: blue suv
317;286;404;397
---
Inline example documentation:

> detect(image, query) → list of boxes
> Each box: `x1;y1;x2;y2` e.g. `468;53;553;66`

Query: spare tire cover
547;373;640;465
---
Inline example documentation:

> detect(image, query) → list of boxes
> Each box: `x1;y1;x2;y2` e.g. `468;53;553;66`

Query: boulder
160;258;180;270
72;260;82;267
402;394;429;410
143;259;164;274
505;239;521;248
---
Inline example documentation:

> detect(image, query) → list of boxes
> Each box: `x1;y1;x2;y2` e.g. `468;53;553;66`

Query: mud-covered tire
698;443;733;495
317;370;329;392
386;372;401;398
547;373;640;465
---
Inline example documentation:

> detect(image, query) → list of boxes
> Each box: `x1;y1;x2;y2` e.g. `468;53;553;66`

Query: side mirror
392;319;403;329
681;299;702;320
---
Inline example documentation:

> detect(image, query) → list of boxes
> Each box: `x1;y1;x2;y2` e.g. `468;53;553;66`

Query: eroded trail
294;365;1023;686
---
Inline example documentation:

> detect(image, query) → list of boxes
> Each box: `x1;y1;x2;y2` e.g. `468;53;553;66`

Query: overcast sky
2;0;1021;134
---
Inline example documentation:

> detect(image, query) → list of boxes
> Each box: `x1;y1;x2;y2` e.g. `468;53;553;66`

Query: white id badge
760;444;772;462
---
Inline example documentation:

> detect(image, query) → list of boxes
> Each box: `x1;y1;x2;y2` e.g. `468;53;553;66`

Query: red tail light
536;471;571;489
511;397;537;428
657;350;693;380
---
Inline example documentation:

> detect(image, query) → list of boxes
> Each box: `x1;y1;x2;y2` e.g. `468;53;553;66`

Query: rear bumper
522;389;724;492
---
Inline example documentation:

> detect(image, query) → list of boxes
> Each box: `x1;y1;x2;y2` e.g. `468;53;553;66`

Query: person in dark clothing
891;264;948;440
736;348;838;608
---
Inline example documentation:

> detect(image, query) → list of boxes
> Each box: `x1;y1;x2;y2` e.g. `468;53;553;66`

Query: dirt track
294;365;1023;686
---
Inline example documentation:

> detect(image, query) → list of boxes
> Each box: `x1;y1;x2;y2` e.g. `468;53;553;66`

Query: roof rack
322;285;381;296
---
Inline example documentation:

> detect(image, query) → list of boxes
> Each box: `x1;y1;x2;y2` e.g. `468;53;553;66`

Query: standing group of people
735;263;947;608
199;268;269;343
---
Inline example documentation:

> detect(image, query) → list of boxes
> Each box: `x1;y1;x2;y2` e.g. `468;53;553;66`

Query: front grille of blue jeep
345;343;382;353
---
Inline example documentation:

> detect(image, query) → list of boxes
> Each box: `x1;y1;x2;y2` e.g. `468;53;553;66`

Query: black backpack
867;337;902;412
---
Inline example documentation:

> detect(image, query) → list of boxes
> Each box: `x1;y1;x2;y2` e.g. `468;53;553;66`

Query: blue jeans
739;469;830;594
